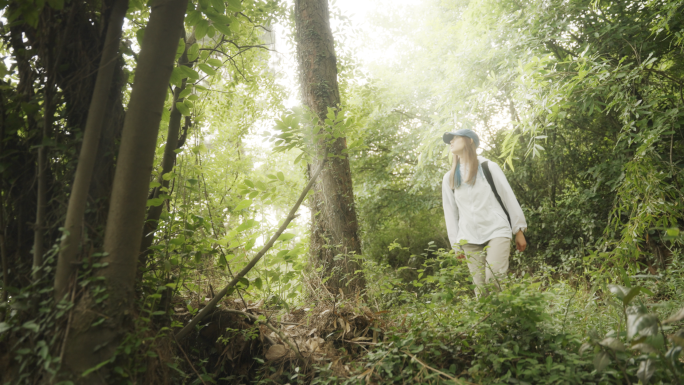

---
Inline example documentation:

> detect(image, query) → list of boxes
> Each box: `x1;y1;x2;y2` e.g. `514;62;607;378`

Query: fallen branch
403;350;473;385
343;339;378;346
222;309;306;362
175;162;325;340
173;333;208;385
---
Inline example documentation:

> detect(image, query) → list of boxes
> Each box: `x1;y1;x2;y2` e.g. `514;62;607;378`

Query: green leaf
207;58;223;67
226;0;241;11
627;306;659;339
178;88;192;99
608;284;629;300
244;238;255;251
176;102;191;116
622;287;642;306
210;0;225;13
147;197;164;207
195;20;209;40
235;199;252;210
82;360;109;377
186;10;203;26
198;63;216;76
214;21;233;36
593;351;610;372
187;43;200;62
22;321;40;333
253;277;263;290
175;37;185;60
599;337;626;351
243;179;255;188
666;228;680;237
204;9;231;25
278;233;296;242
176;65;199;80
637;359;655;385
169;66;183;87
236;219;257;232
277;171;284;181
206;25;216;38
0;322;11;333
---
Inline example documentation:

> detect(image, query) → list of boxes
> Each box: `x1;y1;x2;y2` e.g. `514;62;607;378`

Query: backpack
480;161;510;225
481;161;528;245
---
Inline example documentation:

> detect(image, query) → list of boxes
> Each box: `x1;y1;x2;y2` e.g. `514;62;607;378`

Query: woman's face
450;136;468;154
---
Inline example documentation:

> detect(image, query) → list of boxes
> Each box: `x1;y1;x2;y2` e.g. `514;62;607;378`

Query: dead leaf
306;338;320;352
265;344;288;361
663;307;684;324
352;337;372;341
248;299;264;309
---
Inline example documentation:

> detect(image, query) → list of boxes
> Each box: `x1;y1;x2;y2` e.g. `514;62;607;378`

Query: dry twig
403;350;473;385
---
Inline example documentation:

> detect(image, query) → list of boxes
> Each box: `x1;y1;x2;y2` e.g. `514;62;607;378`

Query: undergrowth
300;244;684;385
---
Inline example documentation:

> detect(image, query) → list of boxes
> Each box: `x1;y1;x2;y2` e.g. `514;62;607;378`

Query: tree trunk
294;0;365;295
61;0;187;380
54;0;128;301
139;31;195;267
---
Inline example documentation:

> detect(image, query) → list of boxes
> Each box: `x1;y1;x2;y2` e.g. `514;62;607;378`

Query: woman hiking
441;129;527;296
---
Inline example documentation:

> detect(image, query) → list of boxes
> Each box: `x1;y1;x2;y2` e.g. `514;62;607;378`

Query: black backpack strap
481;161;511;227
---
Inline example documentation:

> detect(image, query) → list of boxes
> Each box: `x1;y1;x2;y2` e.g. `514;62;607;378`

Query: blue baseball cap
443;129;480;148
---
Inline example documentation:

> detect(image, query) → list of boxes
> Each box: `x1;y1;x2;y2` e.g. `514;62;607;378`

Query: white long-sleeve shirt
442;156;527;249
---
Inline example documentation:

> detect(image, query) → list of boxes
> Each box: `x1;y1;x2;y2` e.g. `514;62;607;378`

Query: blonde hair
449;137;479;190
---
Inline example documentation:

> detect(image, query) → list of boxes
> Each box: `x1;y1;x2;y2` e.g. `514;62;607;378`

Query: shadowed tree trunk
61;0;188;380
54;0;128;301
294;0;366;295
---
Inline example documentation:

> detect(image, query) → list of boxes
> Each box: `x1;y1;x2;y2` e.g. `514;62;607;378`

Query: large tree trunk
139;31;194;267
61;0;187;380
294;0;365;295
54;0;128;301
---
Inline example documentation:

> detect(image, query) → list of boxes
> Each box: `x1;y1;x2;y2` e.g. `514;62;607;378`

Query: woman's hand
515;230;527;252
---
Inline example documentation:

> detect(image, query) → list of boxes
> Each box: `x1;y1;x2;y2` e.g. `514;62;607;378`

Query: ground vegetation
0;0;683;383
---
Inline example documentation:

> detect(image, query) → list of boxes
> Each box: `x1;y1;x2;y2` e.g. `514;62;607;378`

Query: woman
441;129;527;296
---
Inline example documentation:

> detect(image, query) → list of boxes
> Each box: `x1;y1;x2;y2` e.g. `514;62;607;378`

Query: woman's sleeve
489;162;527;235
442;173;460;251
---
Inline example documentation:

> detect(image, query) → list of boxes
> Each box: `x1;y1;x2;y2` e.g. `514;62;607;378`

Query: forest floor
169;262;684;385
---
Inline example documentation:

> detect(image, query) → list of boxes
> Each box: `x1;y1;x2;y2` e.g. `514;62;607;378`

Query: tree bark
294;0;365;295
61;0;188;380
55;0;128;301
139;31;195;267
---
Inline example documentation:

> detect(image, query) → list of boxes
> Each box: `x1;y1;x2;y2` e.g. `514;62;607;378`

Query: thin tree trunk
61;0;187;380
54;0;128;301
0;98;7;320
139;31;195;266
176;162;326;340
33;80;54;282
294;0;365;295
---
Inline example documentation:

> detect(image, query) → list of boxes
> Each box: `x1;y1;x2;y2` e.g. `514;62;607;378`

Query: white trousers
461;237;511;296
